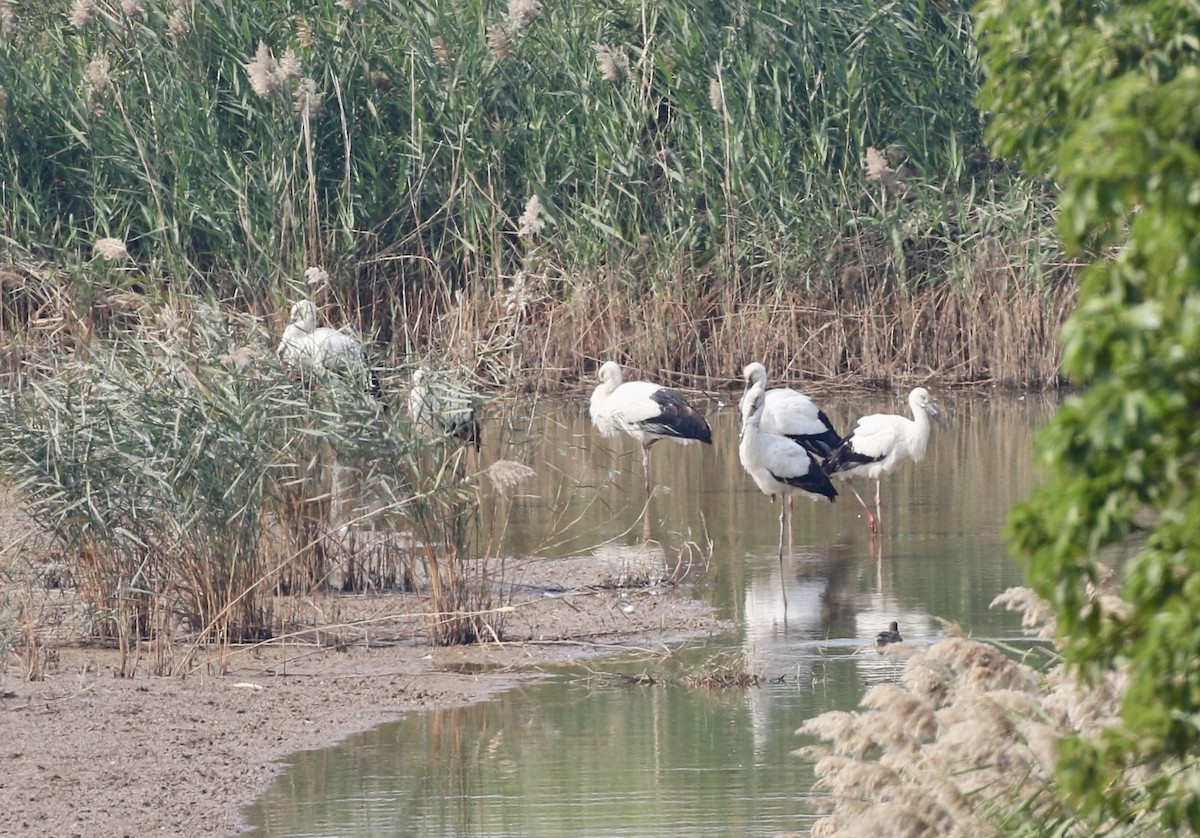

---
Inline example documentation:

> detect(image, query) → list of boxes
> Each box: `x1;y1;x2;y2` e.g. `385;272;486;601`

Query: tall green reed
0;0;994;313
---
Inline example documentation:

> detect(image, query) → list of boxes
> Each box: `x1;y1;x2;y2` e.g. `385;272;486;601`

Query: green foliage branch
979;0;1200;828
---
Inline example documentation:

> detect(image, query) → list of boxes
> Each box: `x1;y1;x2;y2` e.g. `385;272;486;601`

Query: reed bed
0;294;500;668
0;0;1072;389
799;575;1183;836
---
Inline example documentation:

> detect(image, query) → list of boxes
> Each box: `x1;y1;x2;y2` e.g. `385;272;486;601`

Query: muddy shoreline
0;573;727;837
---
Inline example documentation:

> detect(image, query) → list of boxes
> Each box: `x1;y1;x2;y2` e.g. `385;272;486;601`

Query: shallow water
245;389;1056;836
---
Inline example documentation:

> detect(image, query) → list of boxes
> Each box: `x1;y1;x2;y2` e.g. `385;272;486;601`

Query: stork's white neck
906;393;932;462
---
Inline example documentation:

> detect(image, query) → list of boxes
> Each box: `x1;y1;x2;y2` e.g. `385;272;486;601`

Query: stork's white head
597;360;623;387
413;367;427;386
742;362;768;389
290;299;318;333
910;387;949;430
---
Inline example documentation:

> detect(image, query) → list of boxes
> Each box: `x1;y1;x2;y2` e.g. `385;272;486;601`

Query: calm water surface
245;389;1056;837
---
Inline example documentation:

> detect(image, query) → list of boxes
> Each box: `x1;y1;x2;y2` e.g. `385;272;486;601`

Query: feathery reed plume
486;459;536;489
800;711;884;761
507;0;541;30
708;77;725;114
0;0;16;38
245;41;280;99
70;0;96;29
1084;562;1135;624
854;786;960;835
812;753;900;802
167;6;189;39
592;44;629;83
432;38;451;68
295;17;315;48
120;0;145;17
865;146;910;198
220;345;256;371
803;633;1050;834
94;237;129;262
991;587;1056;640
861;683;938;742
864;146;893;184
84;56;112;94
928;636;1038;693
489;0;540;60
487;24;514;60
901;654;954;704
304;266;329;288
278;48;302;85
503;271;531;316
518;194;545;239
293;77;323;118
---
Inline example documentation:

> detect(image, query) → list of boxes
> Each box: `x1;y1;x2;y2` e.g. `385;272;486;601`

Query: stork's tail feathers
771;465;838;502
822;439;877;476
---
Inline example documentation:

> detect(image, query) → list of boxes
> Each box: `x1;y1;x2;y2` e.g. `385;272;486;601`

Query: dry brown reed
443;253;1074;393
683;649;763;689
799;573;1140;835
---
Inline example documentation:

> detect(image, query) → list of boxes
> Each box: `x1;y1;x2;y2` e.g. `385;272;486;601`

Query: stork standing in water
740;363;842;459
824;387;948;535
277;299;385;403
740;362;842;545
738;379;838;566
408;367;482;451
589;361;712;496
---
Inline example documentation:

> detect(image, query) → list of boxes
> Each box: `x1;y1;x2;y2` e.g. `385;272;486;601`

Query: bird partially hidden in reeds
277;299;385;405
408;367;482;451
875;621;903;649
824;387;948;535
589;360;712;496
738;379;837;569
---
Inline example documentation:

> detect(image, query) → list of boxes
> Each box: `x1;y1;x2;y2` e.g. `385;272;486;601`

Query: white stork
589;360;712;496
408;367;482;451
824;387;948;534
277;299;384;403
738;379;837;565
740;362;842;460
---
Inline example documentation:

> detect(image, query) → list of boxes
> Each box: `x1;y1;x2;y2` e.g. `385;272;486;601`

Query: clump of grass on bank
0;292;499;672
0;0;1074;388
798;577;1183;836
